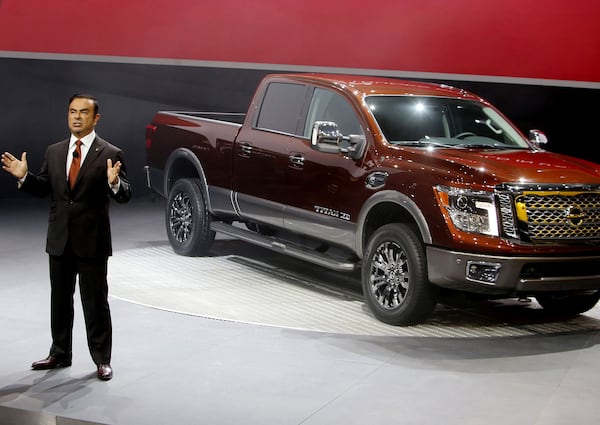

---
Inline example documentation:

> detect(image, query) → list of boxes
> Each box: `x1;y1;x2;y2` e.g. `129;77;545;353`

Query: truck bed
168;111;246;124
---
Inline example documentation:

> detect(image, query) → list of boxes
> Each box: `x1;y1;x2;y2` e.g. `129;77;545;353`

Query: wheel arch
164;148;211;210
356;190;432;258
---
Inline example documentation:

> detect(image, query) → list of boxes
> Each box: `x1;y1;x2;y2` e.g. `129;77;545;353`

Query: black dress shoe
31;356;72;370
97;363;113;381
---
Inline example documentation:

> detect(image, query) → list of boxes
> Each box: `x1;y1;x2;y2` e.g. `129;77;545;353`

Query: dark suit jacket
20;136;132;258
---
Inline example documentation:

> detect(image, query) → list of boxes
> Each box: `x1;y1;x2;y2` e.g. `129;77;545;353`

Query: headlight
435;185;499;236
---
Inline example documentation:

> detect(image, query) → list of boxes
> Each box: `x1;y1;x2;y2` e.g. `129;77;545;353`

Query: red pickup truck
145;73;600;325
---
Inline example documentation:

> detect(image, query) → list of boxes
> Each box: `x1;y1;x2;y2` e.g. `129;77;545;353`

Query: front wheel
166;178;215;256
361;224;439;325
535;290;600;316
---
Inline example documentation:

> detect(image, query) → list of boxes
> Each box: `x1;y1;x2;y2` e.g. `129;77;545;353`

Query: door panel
283;88;369;243
232;81;310;226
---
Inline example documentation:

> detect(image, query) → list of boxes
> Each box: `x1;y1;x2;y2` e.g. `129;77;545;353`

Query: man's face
68;97;100;138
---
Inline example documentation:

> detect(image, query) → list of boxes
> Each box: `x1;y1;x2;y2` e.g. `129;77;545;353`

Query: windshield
365;96;530;149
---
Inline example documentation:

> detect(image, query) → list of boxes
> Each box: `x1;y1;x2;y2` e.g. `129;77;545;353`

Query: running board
210;222;357;272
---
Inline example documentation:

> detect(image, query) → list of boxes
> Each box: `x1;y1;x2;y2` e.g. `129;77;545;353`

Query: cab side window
304;88;364;137
255;82;309;135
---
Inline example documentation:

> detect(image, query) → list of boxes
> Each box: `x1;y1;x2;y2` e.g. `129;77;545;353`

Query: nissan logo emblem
565;206;586;226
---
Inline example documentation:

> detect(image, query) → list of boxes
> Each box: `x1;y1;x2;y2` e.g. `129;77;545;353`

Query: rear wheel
166;178;215;256
362;223;438;325
535;290;600;316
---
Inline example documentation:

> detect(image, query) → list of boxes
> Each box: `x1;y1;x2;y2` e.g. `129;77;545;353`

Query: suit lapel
57;140;69;177
57;140;70;193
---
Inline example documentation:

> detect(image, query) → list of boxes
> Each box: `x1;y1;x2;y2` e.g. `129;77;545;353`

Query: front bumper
427;246;600;294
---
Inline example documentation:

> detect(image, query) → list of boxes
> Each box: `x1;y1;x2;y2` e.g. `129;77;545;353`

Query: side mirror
341;134;366;159
311;121;342;154
528;129;548;147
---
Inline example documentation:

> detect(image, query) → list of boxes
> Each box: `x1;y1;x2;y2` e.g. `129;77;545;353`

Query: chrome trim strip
208;186;238;217
235;192;284;229
144;166;165;198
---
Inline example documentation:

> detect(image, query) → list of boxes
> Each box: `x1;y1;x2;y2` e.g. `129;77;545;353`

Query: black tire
166;178;215;256
361;223;439;325
535;290;600;316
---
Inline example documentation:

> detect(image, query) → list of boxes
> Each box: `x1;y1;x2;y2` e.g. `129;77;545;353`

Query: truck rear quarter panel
149;112;241;192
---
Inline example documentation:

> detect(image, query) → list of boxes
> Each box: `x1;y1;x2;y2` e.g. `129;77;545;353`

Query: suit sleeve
108;149;132;203
19;151;52;198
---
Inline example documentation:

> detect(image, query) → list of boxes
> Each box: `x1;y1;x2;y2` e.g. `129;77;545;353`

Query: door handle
240;143;253;155
289;153;304;167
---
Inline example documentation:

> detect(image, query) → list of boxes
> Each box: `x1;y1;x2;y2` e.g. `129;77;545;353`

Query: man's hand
1;151;28;179
107;158;121;186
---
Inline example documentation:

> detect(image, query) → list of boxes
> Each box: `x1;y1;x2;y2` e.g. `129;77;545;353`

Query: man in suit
1;94;131;380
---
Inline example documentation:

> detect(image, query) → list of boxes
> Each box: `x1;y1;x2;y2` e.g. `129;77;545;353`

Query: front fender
355;190;432;258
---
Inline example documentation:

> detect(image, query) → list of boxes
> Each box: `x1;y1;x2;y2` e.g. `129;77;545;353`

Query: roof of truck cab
269;73;484;101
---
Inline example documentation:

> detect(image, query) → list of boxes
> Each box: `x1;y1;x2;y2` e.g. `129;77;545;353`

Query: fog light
466;261;501;284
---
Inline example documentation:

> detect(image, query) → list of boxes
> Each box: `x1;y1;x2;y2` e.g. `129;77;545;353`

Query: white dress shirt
19;131;120;192
66;131;95;176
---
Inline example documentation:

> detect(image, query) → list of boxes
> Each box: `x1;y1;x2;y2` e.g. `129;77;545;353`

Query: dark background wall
0;59;268;198
1;59;598;200
0;0;599;199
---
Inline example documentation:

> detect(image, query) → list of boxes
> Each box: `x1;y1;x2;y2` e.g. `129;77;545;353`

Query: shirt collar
70;131;96;149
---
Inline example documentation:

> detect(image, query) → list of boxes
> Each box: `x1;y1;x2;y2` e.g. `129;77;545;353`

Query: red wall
0;0;599;84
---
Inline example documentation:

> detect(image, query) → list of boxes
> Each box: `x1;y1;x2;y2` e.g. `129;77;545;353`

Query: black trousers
48;247;112;365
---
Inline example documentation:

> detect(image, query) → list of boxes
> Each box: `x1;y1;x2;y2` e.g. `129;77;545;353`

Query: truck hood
395;147;600;186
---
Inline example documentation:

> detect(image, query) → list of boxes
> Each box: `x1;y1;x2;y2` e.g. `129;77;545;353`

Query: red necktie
68;140;82;189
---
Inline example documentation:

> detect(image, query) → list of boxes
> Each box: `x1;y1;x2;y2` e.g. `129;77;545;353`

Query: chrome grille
514;191;600;241
497;193;517;238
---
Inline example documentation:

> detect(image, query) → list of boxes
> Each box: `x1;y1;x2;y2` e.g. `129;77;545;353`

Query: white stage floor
1;197;599;425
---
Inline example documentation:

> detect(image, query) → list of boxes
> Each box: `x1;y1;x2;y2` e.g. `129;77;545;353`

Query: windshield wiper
454;143;524;150
396;138;459;148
